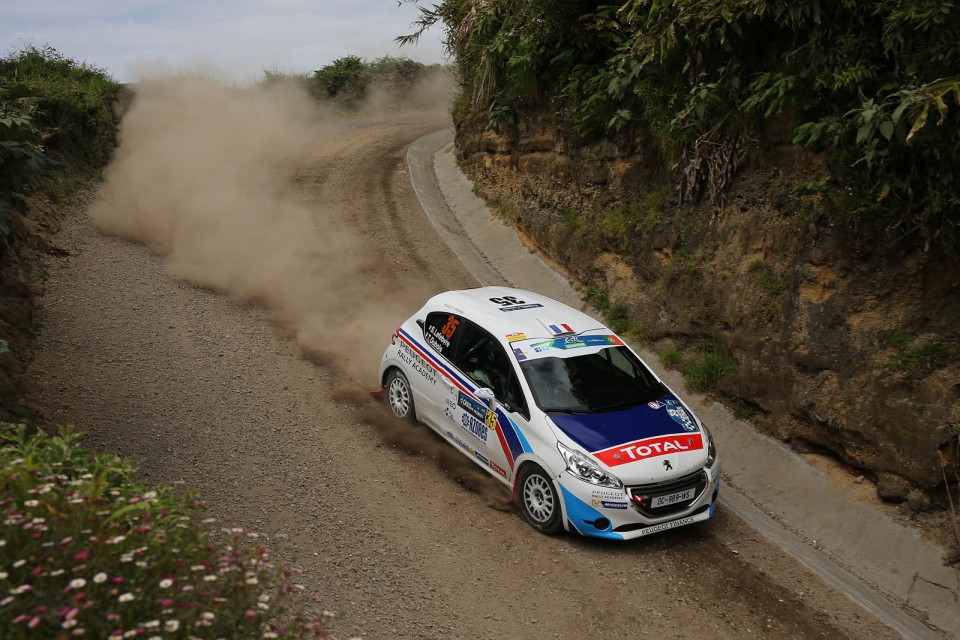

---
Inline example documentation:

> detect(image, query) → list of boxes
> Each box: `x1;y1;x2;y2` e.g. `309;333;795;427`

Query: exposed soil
23;78;908;639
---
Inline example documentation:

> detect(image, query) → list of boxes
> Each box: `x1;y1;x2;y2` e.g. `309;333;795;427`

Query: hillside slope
456;123;959;504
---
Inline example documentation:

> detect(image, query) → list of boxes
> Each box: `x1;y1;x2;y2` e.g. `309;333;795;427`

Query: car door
447;321;531;481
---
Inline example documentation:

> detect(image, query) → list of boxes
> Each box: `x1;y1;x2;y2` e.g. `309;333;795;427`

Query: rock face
455;126;959;494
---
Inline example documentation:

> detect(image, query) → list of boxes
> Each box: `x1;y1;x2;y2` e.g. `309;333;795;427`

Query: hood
548;393;707;483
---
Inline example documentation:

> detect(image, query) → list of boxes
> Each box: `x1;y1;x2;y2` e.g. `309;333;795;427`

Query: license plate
651;487;694;508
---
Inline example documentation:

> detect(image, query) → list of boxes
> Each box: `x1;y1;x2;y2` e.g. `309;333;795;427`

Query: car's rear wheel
518;464;562;534
385;369;415;422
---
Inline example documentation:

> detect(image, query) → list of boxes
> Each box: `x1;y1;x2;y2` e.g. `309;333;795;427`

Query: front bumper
557;460;721;541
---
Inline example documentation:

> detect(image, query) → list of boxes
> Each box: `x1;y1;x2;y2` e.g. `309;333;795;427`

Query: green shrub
748;260;786;296
0;424;328;639
0;45;120;170
681;343;736;391
659;347;682;367
605;303;632;334
584;285;610;313
886;340;954;377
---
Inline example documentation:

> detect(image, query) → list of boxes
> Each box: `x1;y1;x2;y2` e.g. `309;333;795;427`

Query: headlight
557;442;622;489
703;425;717;467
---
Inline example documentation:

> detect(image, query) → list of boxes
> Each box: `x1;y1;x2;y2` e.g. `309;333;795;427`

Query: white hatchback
378;287;720;540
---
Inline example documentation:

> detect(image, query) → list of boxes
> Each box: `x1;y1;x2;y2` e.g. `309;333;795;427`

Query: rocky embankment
457;125;960;508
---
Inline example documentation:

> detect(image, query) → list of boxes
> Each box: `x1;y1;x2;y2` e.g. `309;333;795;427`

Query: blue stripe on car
558;485;625;540
507;416;533;454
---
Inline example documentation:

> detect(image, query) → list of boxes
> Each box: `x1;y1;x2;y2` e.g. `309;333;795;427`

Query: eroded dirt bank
455;127;960;508
26;77;904;639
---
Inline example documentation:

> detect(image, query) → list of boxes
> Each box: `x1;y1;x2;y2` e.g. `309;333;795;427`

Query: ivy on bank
400;0;960;251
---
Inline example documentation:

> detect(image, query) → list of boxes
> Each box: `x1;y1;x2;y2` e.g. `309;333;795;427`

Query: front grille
626;469;707;518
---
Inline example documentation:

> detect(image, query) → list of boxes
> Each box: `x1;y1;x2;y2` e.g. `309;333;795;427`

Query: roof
426;287;610;356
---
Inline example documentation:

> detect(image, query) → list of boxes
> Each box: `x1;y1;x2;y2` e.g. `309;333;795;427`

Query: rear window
423;312;463;358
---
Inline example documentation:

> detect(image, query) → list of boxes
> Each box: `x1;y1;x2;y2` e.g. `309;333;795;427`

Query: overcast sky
3;1;448;83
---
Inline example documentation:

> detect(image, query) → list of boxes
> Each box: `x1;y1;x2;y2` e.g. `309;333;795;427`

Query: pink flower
106;613;121;622
61;536;74;546
73;549;90;561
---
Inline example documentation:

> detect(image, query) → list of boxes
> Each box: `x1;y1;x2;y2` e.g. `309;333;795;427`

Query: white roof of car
427;287;614;356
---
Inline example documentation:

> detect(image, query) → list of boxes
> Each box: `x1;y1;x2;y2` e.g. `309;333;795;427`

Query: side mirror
475;387;495;408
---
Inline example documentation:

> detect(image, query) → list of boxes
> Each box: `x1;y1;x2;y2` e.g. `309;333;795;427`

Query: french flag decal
548;323;574;335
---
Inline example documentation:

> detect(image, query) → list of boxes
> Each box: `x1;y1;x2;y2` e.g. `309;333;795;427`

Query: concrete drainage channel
408;128;958;640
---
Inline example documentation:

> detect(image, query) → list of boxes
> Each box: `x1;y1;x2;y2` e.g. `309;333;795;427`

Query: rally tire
517;464;562;535
385;369;416;423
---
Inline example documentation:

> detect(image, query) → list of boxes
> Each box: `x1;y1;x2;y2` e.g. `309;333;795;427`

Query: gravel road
26;81;906;639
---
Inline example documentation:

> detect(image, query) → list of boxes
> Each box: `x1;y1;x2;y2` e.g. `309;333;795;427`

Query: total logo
593;433;704;467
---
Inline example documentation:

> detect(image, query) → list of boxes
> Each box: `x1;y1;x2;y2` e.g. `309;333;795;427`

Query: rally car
378;287;720;540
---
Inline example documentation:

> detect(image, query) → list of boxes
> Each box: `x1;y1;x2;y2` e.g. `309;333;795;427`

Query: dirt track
27;94;905;639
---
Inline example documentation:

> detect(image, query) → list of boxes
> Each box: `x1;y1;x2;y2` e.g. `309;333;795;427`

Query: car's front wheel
385;369;416;422
518;464;562;534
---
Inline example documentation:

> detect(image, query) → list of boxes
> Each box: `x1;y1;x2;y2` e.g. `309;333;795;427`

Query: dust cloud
92;72;440;378
90;71;509;501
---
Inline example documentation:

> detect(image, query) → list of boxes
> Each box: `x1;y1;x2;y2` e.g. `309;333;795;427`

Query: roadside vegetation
1;45;344;636
0;424;329;638
264;55;446;108
401;0;960;252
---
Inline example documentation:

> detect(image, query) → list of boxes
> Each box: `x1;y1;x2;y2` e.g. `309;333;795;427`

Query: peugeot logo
663;460;673;471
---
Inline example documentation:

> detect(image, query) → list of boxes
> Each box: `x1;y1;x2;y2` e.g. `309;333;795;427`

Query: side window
423;312;463;358
454;322;528;416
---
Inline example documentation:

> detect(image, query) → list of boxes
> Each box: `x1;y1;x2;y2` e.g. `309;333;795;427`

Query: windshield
518;346;666;413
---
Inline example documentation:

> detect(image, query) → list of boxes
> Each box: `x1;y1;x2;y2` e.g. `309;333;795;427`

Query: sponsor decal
647;400;666;410
529;334;623;353
665;399;698;432
663;459;673;471
397;342;437;385
457;391;488;422
635;516;696;537
591;499;629;510
505;332;527;342
425;315;459;354
500;303;544;312
593;433;704;467
590;489;627;501
512;347;528;361
489;460;508;478
460;412;489;444
473;450;489;465
446;430;472;453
